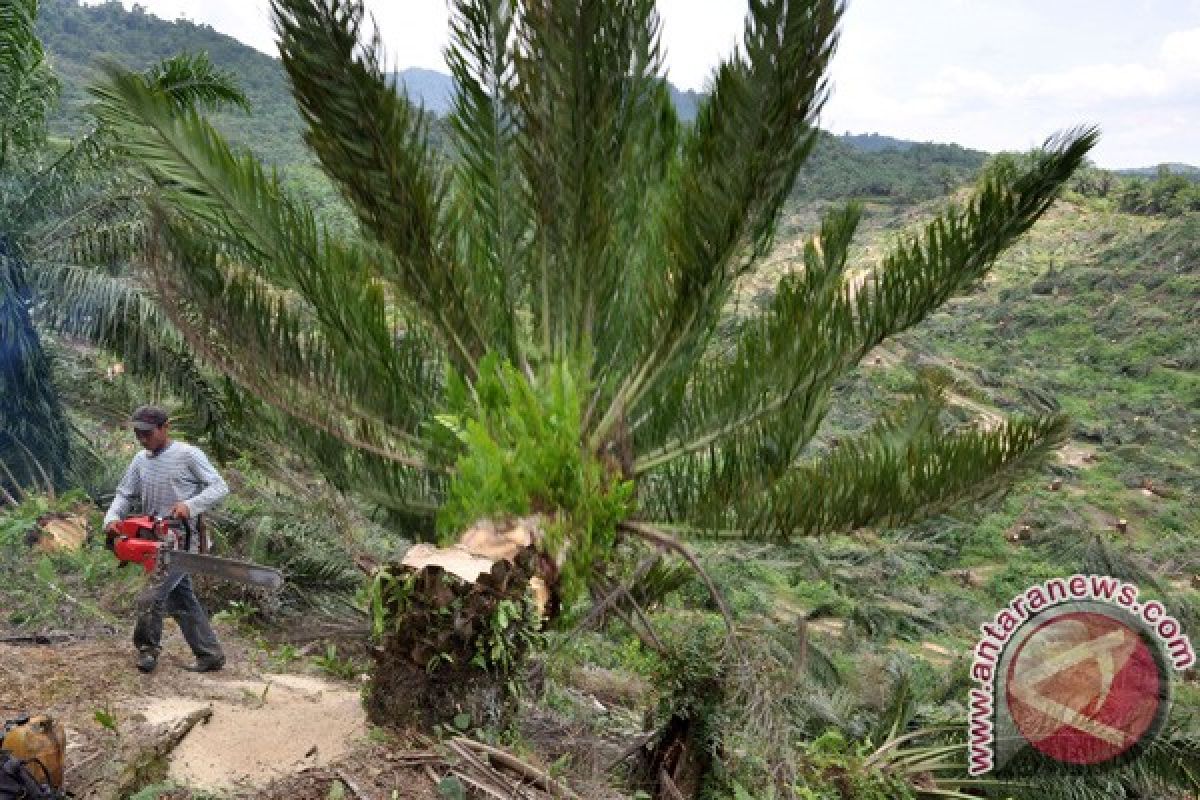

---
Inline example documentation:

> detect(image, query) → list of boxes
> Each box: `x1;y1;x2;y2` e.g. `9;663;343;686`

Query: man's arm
103;457;142;530
182;447;229;517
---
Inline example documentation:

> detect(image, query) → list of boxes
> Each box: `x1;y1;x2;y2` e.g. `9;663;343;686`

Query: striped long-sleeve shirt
102;442;229;540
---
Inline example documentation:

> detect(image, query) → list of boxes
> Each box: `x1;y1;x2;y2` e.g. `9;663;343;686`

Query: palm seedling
92;0;1096;724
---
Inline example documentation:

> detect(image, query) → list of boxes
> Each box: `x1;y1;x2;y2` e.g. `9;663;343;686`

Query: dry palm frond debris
405;735;581;800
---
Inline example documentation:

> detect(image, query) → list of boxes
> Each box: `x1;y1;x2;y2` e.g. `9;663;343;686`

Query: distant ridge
1116;163;1200;180
837;133;918;153
393;67;455;114
393;67;704;124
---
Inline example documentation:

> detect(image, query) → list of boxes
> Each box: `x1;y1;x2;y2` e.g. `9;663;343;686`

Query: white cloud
830;24;1199;165
1160;27;1200;74
1022;63;1170;101
915;62;1171;115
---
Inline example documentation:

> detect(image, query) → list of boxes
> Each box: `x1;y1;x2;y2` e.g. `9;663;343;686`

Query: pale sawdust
135;672;367;791
0;628;378;797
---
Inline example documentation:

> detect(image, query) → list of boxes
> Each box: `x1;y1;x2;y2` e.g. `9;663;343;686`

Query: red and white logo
968;575;1193;775
1005;610;1164;765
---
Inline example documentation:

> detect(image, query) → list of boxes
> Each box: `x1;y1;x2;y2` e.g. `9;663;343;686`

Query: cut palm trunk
366;517;551;730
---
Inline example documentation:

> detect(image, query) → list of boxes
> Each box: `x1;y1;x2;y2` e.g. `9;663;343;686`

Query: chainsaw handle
165;513;196;552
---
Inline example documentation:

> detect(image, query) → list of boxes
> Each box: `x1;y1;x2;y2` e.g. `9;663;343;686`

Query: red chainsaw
106;515;283;590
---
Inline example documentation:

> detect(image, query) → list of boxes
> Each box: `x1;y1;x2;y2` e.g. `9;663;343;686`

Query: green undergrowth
0;491;140;630
436;355;634;606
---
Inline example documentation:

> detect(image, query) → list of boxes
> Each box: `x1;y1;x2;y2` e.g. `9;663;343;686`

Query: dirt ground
0;625;442;799
1;616;640;800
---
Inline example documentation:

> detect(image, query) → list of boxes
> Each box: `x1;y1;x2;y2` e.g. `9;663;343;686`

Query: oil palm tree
91;0;1095;602
1;0;72;491
0;0;247;494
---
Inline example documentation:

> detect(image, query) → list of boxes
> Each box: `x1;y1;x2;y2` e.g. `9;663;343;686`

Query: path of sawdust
136;672;366;792
0;628;425;798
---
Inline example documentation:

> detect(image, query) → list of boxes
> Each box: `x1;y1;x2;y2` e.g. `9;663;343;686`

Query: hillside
38;0;706;160
37;0;307;165
709;195;1200;784
837;131;918;152
7;193;1197;798
793;131;986;203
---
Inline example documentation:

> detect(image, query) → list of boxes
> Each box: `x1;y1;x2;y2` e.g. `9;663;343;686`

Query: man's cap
131;405;169;432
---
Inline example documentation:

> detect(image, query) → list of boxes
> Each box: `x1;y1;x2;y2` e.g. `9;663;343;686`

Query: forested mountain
837;131;917;152
37;0;305;162
794;131;985;202
394;67;703;122
391;66;454;115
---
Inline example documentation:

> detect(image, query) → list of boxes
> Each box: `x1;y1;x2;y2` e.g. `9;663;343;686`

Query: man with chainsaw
103;405;229;674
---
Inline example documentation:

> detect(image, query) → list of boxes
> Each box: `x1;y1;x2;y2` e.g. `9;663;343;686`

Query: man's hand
171;502;191;520
104;520;119;534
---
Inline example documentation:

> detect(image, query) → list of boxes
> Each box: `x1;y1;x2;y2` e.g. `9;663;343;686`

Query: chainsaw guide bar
161;549;285;590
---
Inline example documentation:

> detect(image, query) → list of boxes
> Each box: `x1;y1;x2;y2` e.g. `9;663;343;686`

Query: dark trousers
133;570;223;662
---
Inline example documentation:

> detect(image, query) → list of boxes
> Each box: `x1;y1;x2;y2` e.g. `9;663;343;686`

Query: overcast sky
88;0;1200;168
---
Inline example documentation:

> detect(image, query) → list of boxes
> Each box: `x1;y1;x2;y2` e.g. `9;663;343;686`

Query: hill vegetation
1117;166;1200;216
37;0;305;161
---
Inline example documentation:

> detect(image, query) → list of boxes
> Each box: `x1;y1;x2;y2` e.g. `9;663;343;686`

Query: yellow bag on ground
1;715;66;790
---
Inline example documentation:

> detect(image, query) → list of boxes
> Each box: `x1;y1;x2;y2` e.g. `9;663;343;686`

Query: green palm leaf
272;0;486;373
0;0;58;171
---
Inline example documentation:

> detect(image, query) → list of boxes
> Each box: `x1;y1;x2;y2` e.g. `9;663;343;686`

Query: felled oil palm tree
0;0;247;495
93;0;1096;724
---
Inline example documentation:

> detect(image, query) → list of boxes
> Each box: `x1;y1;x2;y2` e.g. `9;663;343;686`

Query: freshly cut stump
367;517;549;731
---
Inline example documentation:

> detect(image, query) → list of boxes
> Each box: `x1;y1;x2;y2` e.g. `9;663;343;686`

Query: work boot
181;656;225;673
136;651;158;673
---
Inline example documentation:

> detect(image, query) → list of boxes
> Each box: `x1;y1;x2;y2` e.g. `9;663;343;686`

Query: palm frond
81;0;1101;617
6;127;116;234
146;217;437;471
632;202;863;474
89;66;445;440
271;0;486;373
760;412;1068;540
12;54;246;233
851;708;1200;800
0;239;69;490
31;262;230;439
636;130;1095;490
591;0;842;448
0;0;58;171
645;379;1068;540
28;180;146;263
445;0;524;366
850;129;1098;355
141;51;251;113
510;0;668;359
